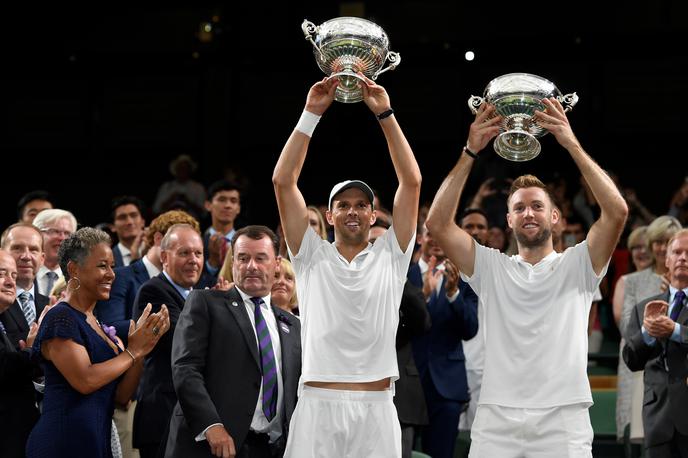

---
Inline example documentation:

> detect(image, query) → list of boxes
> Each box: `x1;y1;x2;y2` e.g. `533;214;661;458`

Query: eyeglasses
41;228;73;238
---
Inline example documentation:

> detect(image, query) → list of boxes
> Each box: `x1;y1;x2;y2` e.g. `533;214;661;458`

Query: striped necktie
18;291;36;325
250;297;278;421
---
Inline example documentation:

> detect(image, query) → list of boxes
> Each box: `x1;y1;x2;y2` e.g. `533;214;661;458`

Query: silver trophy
302;17;400;103
468;73;579;161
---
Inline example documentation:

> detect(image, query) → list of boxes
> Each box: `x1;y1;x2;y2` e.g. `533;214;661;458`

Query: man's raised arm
425;104;501;277
536;98;628;274
359;75;421;249
273;78;338;255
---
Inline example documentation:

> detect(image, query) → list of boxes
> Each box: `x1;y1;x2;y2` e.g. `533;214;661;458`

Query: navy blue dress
26;302;121;458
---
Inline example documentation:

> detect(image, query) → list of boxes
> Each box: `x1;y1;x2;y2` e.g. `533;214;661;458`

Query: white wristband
295;110;321;137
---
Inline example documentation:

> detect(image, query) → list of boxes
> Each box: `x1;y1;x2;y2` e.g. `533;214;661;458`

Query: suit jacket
96;258;150;325
165;287;301;458
132;273;187;449
199;228;222;289
394;280;431;426
622;291;688;447
408;262;479;402
0;292;49;350
0;324;40;458
112;244;125;268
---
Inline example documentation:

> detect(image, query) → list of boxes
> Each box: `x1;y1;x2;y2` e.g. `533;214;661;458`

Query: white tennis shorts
283;385;401;458
469;403;593;458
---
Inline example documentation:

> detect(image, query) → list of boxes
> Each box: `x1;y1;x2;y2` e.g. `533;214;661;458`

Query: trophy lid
483;73;562;100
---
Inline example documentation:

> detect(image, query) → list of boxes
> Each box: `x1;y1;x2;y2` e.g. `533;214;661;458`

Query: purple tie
669;290;686;322
251;297;278;421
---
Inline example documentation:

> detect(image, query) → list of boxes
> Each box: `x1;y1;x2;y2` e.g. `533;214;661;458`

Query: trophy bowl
302;17;400;103
468;73;578;161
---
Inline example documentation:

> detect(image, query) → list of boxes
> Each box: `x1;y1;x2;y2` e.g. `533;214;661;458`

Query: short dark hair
458;208;489;227
231;225;278;256
17;190;53;220
110;195;146;222
207;180;242;202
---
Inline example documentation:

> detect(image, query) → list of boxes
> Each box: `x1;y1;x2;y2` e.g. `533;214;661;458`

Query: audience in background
202;180;242;278
0;223;49;350
271;258;299;315
622;228;688;455
3;147;686;457
33;209;77;297
17;190;54;224
153;155;206;219
110;196;146;268
614;215;682;450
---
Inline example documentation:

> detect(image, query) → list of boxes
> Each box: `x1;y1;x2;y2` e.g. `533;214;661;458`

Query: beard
514;226;552;249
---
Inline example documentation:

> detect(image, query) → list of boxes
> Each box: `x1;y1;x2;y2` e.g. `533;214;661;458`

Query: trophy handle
372;51;401;80
301;20;324;60
557;92;579;113
468;95;484;114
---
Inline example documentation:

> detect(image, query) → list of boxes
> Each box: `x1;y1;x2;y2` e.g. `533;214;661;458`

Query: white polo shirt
289;226;414;388
461;240;607;408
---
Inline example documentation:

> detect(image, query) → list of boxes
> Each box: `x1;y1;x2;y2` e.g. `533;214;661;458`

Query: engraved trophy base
331;70;365;103
494;130;541;161
493;95;545;161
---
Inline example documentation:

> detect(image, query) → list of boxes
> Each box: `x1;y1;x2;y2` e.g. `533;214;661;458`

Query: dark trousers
237;431;282;458
400;424;415;458
139;444;162;458
420;373;463;458
646;430;688;458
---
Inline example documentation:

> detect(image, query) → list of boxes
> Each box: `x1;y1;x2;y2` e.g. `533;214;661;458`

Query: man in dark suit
0;223;50;349
166;225;301;458
202;180;242;282
96;209;203;325
623;229;688;457
132;223;205;458
0;249;40;458
409;224;479;458
110;195;146;268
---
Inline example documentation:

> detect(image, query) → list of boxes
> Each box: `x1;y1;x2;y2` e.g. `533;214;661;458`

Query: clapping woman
26;227;170;458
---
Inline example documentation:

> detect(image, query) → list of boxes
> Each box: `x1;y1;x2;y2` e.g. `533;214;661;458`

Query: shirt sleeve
288;227;323;275
33;305;84;354
380;225;416;281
